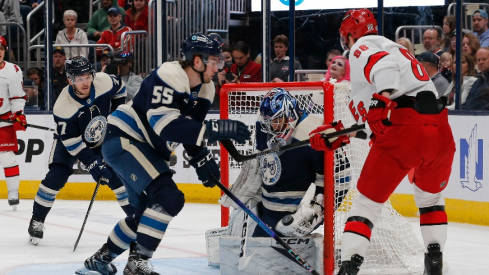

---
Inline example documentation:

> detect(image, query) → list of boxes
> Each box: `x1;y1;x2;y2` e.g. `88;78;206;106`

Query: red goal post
218;81;426;274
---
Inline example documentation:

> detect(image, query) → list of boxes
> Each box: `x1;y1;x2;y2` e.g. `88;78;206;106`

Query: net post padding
219;82;425;275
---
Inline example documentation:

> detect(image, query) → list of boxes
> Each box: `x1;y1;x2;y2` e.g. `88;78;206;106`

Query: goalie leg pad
275;183;324;237
219;158;262;209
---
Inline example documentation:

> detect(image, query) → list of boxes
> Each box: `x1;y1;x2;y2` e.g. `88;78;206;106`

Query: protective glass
205;54;225;70
74;75;93;84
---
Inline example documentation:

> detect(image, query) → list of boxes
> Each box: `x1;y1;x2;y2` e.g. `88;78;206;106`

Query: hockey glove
204;119;251;145
367;93;397;136
85;156;112;185
189;148;219;188
308;121;350;152
10;111;27;131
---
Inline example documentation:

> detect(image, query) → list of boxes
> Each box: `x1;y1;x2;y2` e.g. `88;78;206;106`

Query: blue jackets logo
460;125;483;192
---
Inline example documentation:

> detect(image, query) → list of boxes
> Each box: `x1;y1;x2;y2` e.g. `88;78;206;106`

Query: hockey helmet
0;36;7;50
180;33;223;69
66;56;96;83
339;9;378;50
259;88;302;142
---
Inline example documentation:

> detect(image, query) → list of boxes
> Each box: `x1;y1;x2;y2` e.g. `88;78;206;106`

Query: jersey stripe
364;51;389;84
147;106;181;136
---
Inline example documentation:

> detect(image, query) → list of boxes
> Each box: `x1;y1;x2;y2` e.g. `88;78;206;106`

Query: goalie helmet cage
219;82;426;275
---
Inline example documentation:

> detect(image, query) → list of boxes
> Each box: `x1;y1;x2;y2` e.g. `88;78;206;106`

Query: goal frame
219;81;336;275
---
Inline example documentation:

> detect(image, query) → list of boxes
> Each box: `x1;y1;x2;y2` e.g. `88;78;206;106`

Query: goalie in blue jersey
77;33;251;275
220;88;351;238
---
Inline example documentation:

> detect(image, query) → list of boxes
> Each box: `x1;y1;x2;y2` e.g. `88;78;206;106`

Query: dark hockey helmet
0;36;7;50
339;9;378;51
259;88;301;141
66;56;96;83
180;33;223;69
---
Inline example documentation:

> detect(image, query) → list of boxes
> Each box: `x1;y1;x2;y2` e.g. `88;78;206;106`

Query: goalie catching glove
309;121;350;151
367;93;397;136
275;183;324;237
204;119;251;144
189;147;219;188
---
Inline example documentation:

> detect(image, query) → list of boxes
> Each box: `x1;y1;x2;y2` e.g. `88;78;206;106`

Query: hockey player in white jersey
28;56;135;245
77;33;251;275
0;36;26;211
309;9;455;275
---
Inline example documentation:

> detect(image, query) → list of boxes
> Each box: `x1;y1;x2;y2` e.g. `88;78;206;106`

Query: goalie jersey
107;61;215;160
256;114;327;213
53;72;126;165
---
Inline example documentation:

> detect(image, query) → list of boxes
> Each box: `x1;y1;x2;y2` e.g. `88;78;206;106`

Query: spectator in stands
396;37;415;56
95;50;113;72
443;53;477;109
55;10;88;59
96;7;132;55
270;34;302;82
441;15;455;52
417;51;449;97
0;12;6;36
461;47;489;110
27;67;45;109
439;52;453;82
124;0;148;32
23;79;38;107
118;0;132;10
222;41;261;83
325;49;341;69
423;28;443;58
87;0;125;41
323;55;350;83
1;0;23;38
116;51;143;101
51;47;68;104
463;33;481;70
472;9;489;47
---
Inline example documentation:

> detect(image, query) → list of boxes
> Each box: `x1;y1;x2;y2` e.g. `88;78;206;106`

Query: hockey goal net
219;82;425;274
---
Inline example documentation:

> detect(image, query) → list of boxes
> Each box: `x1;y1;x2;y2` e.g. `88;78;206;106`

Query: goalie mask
259;88;302;144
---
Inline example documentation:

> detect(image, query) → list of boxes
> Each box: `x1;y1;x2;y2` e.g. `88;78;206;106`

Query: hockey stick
73;180;102;252
213;176;319;275
0;119;55;131
237;203;256;270
221;123;366;162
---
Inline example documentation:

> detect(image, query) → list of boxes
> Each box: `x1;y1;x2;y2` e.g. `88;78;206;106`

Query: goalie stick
213;176;320;275
0;119;55;131
221;123;366;162
73;179;102;252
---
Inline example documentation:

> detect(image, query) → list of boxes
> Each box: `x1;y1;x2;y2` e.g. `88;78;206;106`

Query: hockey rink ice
1;199;488;275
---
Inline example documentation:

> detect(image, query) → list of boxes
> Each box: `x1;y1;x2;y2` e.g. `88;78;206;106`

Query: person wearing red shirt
221;41;262;84
124;0;148;32
97;7;132;55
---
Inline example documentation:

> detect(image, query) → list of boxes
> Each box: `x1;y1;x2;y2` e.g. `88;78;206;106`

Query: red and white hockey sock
341;216;373;261
5;165;20;192
419;205;447;251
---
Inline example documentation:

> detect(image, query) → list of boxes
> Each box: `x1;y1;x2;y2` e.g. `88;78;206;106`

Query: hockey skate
337;254;364;275
7;190;19;211
28;217;44;245
123;251;159;275
424;243;443;275
75;243;117;275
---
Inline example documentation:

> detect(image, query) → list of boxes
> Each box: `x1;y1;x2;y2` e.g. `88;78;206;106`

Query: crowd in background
1;1;488;112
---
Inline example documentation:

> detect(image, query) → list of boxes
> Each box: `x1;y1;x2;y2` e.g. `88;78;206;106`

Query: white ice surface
0;199;488;274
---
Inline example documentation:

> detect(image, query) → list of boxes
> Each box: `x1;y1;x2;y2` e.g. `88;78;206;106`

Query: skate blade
75;267;107;275
11;205;17;211
28;236;40;246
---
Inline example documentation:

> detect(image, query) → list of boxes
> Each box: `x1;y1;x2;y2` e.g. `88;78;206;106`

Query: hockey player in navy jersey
28;56;135;245
77;33;251;275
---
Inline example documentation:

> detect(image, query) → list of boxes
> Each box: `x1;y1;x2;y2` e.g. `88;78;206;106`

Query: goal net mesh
220;82;425;274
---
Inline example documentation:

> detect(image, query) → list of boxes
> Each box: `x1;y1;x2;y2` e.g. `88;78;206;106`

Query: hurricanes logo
259;153;281;186
84;115;107;147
